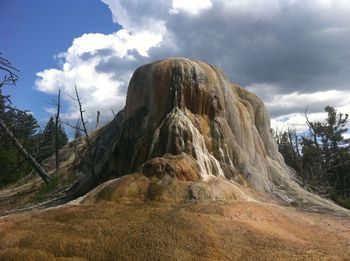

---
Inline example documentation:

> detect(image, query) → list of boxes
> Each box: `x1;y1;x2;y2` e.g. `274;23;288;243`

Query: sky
1;0;350;134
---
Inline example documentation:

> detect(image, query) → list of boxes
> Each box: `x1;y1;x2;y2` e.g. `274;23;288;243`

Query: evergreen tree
273;106;350;208
0;110;40;185
274;129;302;172
302;106;350;201
38;116;68;161
1;54;50;185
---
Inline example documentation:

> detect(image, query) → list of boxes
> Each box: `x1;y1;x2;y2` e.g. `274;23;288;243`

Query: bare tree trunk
0;118;50;184
305;107;320;151
54;89;61;172
0;55;50;184
96;110;100;129
74;85;95;177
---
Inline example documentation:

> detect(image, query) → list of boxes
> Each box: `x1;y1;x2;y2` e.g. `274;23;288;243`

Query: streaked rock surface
83;57;347;214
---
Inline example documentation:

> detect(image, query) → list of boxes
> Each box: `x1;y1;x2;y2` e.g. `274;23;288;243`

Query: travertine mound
77;57;347;214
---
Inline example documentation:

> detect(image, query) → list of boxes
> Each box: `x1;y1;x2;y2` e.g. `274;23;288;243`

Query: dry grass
0;174;349;261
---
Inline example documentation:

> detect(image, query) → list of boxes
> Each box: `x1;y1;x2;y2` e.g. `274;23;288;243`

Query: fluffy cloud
258;88;350;131
36;29;162;123
36;0;350;132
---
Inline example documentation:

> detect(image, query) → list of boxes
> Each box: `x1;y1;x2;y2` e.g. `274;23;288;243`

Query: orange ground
1;175;349;261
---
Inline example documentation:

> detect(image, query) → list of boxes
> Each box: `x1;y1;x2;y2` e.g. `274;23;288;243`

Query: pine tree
273;128;303;174
273;106;350;208
0;54;50;185
0;110;40;186
302;106;350;204
38;116;68;161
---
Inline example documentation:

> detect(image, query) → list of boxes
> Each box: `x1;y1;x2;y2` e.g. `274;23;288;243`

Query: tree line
0;87;68;186
0;54;97;188
0;54;70;187
273;106;350;209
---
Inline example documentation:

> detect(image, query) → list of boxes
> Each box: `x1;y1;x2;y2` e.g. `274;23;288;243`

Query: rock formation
1;58;350;260
75;57;347;214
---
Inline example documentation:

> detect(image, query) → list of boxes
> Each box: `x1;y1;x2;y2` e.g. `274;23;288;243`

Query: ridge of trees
0;53;101;188
0;55;68;187
273;106;350;209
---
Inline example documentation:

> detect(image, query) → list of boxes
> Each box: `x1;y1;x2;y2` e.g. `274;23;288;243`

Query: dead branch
74;85;95;177
111;109;116;117
54;89;61;172
0;118;50;184
0;54;50;184
63;121;84;132
96;111;100;129
0;54;19;88
305;106;321;151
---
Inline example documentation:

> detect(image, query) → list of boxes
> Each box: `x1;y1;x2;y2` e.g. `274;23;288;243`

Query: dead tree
0;120;50;184
74;119;82;139
46;89;63;172
0;54;50;184
54;89;61;172
0;54;18;88
96;110;100;129
73;85;95;177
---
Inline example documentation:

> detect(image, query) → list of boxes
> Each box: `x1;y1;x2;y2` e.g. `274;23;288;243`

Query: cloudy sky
2;0;350;133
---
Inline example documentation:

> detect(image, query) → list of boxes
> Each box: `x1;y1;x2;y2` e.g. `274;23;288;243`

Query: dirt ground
0;173;350;261
0;184;349;260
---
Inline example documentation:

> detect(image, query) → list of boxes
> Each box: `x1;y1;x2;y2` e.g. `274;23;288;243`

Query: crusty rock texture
81;57;347;214
122;58;277;185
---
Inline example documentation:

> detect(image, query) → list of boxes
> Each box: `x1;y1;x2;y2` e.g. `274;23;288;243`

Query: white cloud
271;112;327;132
270;91;350;133
36;30;163;124
266;90;350;115
101;0;168;35
35;0;350;131
171;0;212;14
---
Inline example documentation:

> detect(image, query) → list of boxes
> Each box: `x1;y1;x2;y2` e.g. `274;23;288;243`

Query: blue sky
1;0;350;134
0;0;118;124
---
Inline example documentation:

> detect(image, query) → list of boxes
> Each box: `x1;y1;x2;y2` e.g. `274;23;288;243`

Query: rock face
122;58;277;185
80;57;346;213
115;58;275;185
